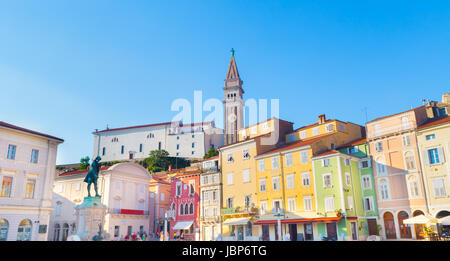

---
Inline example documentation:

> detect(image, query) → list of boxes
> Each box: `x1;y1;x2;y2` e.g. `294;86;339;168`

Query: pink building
168;169;200;241
366;105;430;240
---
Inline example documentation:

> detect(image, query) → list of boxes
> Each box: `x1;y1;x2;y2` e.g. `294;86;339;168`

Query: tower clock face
228;113;237;122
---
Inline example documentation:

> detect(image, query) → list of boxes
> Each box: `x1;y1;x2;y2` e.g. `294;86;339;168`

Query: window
189;203;194;214
176;144;180;150
402;135;411;147
323;174;332;188
432;178;447;198
176;182;182;196
258;160;265;172
344;158;351;166
348;146;358;154
408;179;420;198
404;152;416;170
114;226;120;237
288;198;296;212
227;154;234;163
312;127;319;136
242;169;250;183
260;201;268;215
339;124;345;132
326;124;333;132
158;142;161;150
325;197;335;212
300;151;308;164
121;145;124;154
227;173;234;185
272;176;280;191
242;149;250;160
300;131;306;139
139;144;143;153
227;197;234;208
288;134;295;142
363;197;373;211
331;143;335;150
322;158;330;167
192;143;195;148
375;157;387;176
55;202;62;216
259;178;266;192
427;148;443;165
304;197;313;211
189;180;195;195
379;180;390;200
25;179;35;199
30;149;39;164
244;195;251;207
161;192;165;201
272;200;281;213
177;136;180;140
426;134;435;140
362;176;371;190
0;177;13;197
192;151;194;155
102;147;106;156
285;153;293;167
302;172;310;187
179;204;184;215
375;141;383;152
286;174;295;189
7;145;16;160
347;196;354;210
138;201;145;211
345;172;351;187
359;160;370;169
401;117;409;130
192;134;195;138
272;157;279;169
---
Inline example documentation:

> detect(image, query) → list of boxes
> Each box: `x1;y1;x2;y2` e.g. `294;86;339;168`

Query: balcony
221;206;258;215
368;122;414;139
109;208;149;216
201;166;219;173
202;199;219;206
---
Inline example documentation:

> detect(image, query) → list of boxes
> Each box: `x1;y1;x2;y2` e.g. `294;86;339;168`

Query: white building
92;121;223;162
0;121;64;241
50;162;151;241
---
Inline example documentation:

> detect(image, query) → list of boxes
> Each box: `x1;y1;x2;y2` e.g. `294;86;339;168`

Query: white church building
92;121;223;162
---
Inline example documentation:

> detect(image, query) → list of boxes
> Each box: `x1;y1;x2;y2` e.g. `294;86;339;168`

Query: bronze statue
84;156;101;197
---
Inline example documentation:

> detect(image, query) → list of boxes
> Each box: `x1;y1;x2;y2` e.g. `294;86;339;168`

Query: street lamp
273;208;283;241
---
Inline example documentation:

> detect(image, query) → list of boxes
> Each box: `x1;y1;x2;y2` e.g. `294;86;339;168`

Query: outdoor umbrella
403;214;439;224
438;216;450;226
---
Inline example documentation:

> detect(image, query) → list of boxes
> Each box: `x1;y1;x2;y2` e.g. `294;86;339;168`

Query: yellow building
253;115;364;241
416;115;450;221
219;118;293;241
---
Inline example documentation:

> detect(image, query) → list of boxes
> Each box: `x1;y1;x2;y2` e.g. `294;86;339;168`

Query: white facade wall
0;125;62;241
49;162;151;241
92;122;223;162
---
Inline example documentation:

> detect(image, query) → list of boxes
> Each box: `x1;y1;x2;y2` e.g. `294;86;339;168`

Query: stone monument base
75;196;107;241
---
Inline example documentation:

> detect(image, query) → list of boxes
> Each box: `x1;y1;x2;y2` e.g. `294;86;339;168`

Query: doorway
303;223;314;241
326;223;337;240
383;212;396;239
413;210;425;239
350;222;358;240
289;224;297;241
262;225;270;241
398;211;412;239
367;219;377;236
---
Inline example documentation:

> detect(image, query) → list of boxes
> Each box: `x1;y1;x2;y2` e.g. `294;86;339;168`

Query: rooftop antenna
362;107;368;123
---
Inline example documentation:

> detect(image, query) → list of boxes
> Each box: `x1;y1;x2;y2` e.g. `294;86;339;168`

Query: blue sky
1;1;449;164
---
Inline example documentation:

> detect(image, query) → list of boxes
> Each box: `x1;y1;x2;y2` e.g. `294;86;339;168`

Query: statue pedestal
75;196;107;241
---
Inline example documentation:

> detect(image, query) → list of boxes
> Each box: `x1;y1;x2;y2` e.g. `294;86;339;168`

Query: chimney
318;114;326;124
168;164;172;172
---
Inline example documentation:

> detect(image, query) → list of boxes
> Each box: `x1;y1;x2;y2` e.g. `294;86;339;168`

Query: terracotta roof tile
335;138;367;149
0;121;64;142
58;166;111;177
418;115;450;130
366;105;425;124
312;150;340;158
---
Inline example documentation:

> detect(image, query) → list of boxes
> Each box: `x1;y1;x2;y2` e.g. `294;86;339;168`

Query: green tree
143;150;171;173
80;156;90;169
203;147;219;159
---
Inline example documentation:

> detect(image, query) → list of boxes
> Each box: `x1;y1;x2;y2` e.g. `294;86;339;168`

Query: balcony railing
201;166;219;173
109;208;149;216
202;199;219;206
368;122;414;138
221;207;258;215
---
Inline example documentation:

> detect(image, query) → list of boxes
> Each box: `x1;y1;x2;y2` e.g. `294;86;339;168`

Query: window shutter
368;159;372;167
423;150;430;165
438;147;446;163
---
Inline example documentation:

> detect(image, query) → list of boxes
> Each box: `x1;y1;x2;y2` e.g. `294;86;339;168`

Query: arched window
56;201;62;216
185;204;189;215
71;223;76;234
404;151;416;170
53;224;60;241
62;223;69;241
0;219;8;241
189;203;194;214
17;219;32;241
179;204;184;215
407;176;420;198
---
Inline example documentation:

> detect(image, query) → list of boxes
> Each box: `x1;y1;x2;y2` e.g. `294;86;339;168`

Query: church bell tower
223;48;244;145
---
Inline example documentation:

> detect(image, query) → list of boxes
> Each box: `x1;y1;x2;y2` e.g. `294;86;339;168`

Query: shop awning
223;217;250;226
254;216;342;225
172;220;194;230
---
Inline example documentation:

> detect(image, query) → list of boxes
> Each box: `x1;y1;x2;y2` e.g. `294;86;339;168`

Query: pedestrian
124;234;129;241
284;233;290;241
132;233;137;241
